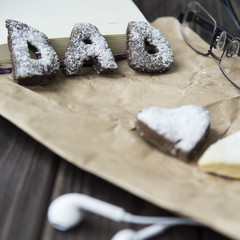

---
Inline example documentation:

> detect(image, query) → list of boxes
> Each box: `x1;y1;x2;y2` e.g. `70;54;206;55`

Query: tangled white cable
48;193;201;239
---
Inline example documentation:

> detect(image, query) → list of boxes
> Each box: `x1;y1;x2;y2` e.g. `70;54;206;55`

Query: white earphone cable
123;213;201;226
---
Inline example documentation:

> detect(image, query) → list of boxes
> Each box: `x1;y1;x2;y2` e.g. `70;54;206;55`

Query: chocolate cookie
6;19;59;85
62;23;118;75
135;105;210;161
127;21;173;73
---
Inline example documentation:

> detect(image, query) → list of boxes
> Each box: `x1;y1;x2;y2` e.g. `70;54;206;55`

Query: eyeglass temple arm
219;0;240;31
178;9;234;45
179;1;240;33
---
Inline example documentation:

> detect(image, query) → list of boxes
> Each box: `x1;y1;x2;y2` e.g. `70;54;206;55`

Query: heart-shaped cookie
135;105;210;161
198;131;240;179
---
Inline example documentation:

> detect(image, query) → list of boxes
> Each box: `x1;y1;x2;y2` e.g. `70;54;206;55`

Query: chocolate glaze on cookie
127;21;173;73
6;20;59;85
135;105;210;161
63;23;118;75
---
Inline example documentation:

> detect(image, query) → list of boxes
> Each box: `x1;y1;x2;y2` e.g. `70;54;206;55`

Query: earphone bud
48;193;126;231
48;193;201;232
112;229;136;240
111;224;169;240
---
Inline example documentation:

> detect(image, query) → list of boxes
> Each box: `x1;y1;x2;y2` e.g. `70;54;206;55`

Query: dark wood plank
0;116;60;240
133;0;191;22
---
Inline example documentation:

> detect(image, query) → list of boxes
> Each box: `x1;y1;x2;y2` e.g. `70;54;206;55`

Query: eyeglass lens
181;1;216;55
220;39;240;86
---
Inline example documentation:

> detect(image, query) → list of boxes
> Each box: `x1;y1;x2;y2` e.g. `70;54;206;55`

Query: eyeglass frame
179;1;240;90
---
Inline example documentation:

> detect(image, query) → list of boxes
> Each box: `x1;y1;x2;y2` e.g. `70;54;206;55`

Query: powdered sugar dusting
6;19;59;82
137;105;210;152
200;131;240;164
63;23;118;75
127;21;173;73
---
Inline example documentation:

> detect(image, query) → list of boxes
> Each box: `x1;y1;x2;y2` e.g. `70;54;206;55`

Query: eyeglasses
179;1;240;89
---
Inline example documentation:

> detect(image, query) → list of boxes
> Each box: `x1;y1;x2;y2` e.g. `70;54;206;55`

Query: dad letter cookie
63;23;118;75
6;20;59;85
127;21;173;73
135;105;210;161
198;131;240;179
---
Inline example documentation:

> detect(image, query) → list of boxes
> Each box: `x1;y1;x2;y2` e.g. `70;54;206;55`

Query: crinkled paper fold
1;17;240;239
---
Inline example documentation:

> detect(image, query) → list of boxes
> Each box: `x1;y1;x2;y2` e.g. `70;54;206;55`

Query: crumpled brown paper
1;17;240;239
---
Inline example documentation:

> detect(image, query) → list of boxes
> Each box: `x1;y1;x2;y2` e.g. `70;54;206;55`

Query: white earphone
48;193;201;239
111;224;169;240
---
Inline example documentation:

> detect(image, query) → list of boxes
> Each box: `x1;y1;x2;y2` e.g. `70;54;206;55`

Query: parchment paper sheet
1;17;240;239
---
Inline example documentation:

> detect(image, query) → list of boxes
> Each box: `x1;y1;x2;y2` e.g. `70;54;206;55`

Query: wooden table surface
1;0;239;239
